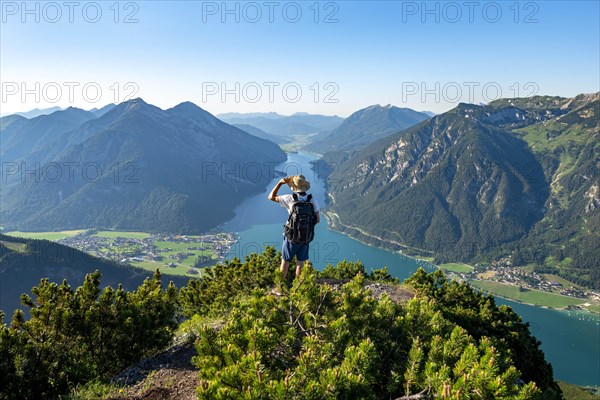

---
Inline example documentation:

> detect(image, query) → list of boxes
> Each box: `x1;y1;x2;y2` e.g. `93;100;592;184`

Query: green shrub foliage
0;270;177;399
0;248;562;400
319;260;399;284
191;262;552;399
178;247;399;318
179;247;281;317
406;268;562;399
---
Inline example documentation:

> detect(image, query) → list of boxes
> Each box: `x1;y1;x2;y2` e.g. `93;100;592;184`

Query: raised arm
267;177;289;202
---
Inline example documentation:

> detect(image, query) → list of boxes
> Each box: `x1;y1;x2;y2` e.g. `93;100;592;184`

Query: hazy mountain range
1;99;286;233
12;106;63;119
218;111;344;140
232;123;291;144
2;104;117;119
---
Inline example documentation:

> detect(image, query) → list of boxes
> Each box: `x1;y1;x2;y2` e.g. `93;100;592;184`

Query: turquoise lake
224;151;600;386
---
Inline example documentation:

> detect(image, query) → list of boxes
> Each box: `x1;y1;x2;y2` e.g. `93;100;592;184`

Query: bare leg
295;260;306;278
280;259;290;280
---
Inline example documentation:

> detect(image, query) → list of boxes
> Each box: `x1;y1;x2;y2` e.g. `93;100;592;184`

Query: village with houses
444;256;600;311
58;230;237;277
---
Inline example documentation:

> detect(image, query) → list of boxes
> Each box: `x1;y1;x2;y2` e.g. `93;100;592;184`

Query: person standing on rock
268;175;320;281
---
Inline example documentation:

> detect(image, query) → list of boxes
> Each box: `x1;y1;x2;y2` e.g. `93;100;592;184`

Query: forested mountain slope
322;93;600;288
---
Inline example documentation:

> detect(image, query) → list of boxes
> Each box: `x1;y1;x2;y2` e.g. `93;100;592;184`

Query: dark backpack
284;193;316;244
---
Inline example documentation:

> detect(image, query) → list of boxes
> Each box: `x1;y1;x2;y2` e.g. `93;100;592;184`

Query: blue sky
1;0;598;116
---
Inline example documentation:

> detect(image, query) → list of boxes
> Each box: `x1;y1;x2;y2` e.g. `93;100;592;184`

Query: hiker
268;175;320;280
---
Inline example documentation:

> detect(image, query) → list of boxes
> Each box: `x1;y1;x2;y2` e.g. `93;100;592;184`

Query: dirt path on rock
108;343;198;400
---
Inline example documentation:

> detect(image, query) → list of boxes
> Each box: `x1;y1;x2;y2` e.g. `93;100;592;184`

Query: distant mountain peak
12;106;63;119
58;106;88;114
168;101;219;126
109;98;164;118
173;100;198;108
123;97;150;108
360;104;407;113
306;104;430;153
170;101;208;114
33;106;95;124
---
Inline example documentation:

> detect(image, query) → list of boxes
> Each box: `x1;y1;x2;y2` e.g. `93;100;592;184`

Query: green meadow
4;230;85;241
438;262;474;273
469;280;586;309
130;260;201;277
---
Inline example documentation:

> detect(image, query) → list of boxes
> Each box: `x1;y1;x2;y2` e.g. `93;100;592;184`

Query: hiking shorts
282;237;309;262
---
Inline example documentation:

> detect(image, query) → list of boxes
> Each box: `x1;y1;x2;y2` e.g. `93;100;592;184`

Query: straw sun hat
288;175;311;192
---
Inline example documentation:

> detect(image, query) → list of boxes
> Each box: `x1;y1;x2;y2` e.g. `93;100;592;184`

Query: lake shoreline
321;209;599;315
306;149;600;315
